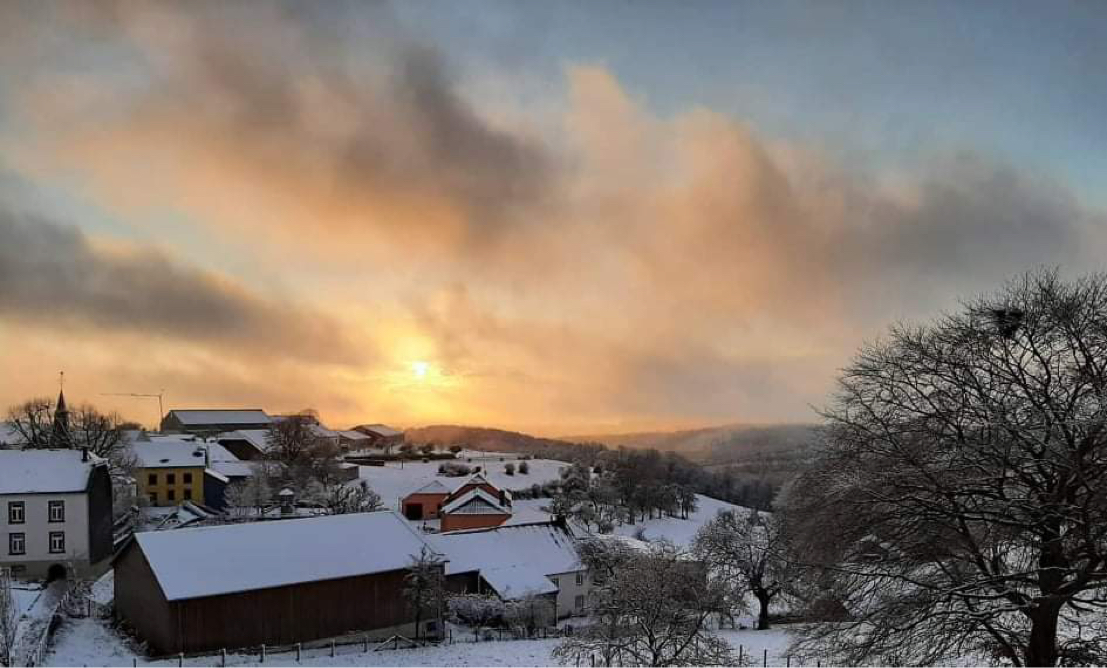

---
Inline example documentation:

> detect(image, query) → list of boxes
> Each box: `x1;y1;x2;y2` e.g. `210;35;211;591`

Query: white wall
549;569;590;618
0;492;90;575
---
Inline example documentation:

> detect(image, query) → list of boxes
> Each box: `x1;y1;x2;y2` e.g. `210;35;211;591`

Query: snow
167;410;271;426
0;449;100;494
409;480;450;495
131;439;210;468
358;457;567;509
216;429;271;453
45;616;800;667
337;430;371;441
479;565;559;599
429;523;581;579
132;511;438;601
610;494;750;547
354;424;402;437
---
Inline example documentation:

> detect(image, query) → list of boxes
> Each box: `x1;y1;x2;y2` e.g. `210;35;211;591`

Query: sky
1;1;1105;434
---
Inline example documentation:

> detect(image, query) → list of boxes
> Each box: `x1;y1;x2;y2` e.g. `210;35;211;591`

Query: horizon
2;2;1106;433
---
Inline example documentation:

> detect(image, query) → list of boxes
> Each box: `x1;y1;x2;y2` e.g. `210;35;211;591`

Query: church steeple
51;372;71;448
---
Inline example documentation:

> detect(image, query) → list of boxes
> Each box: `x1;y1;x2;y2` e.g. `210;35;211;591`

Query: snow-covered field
610;494;748;547
46;616;797;667
357;452;569;509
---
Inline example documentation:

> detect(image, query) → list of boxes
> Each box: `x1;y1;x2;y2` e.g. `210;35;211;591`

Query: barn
114;512;443;655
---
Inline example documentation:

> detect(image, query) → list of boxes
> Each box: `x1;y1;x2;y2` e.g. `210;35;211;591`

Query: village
0;392;782;667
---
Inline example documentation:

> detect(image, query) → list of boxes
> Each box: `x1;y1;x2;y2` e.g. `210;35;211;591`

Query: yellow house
132;438;209;506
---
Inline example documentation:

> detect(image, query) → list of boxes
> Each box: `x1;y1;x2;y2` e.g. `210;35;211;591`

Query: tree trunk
1024;605;1059;667
755;590;772;630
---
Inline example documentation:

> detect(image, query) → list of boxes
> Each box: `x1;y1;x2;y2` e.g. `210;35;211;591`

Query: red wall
440;512;510;532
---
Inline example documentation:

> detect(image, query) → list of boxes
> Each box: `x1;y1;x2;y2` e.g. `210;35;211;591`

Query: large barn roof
0;449;103;495
133;511;438;601
132;439;211;469
168;409;271;426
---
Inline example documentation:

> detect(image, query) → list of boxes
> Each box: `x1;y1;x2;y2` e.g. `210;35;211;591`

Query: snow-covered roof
480;565;559;599
407;480;451;497
310;425;340;439
216;429;271;452
168;410;271;426
355;424;402;437
337;430;372;441
0;449;103;495
131;439;210;469
441;488;510;515
205;469;230;484
209;461;255;479
132;511;439;601
429;522;582;580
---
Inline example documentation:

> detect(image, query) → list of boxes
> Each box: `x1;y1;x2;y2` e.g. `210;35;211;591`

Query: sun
411;360;430;380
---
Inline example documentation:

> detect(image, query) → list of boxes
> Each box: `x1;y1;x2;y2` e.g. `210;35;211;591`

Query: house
439;488;512;532
214;429;271;460
132;439;209;507
0;449;113;579
161;409;272;435
336;430;373;451
351;424;404;450
401;480;451;520
0;422;24;448
114;511;443;654
400;474;514;529
429;521;589;618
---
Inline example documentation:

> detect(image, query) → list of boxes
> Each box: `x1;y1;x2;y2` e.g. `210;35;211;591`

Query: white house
429;520;591;618
0;449;114;579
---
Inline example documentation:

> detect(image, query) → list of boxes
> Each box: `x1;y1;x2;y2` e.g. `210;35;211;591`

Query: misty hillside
404;424;583;454
566;423;820;483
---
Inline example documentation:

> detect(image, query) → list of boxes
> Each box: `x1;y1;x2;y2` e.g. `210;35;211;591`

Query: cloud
2;6;1105;430
0;212;363;366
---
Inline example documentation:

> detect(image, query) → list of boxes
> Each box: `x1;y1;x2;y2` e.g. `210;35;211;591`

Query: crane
101;390;165;429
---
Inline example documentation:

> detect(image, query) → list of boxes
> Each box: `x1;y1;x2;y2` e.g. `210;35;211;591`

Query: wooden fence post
261;644;266;663
178;652;184;667
364;634;369;652
220;648;226;667
132;659;137;668
787;656;791;667
296;642;301;662
763;648;768;667
738;645;744;664
331;640;335;657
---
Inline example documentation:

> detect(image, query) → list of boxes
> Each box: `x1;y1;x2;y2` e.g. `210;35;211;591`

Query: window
183;472;192;484
183;488;192;500
166;473;176;485
7;501;24;524
48;500;65;523
575;594;585;610
49;531;65;554
148;473;157;486
9;533;25;556
575;571;585;587
166;489;175;501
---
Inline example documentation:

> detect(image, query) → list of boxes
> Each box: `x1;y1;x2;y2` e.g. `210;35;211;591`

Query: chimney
81;447;88;462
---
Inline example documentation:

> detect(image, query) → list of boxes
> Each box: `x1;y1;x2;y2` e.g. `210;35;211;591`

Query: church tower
51;374;72;448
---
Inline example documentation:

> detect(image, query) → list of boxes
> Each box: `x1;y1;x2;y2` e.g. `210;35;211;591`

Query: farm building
429;520;589;618
400;473;514;530
161;409;272;435
131;438;210;506
351;424;404;450
114;511;443;654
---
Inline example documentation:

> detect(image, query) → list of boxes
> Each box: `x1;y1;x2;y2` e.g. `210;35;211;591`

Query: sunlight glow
411;360;430;379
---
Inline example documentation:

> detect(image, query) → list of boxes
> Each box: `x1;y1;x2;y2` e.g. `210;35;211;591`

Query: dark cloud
0;212;362;365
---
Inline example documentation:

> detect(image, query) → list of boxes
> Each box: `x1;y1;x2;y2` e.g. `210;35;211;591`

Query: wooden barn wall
172;568;414;654
114;545;178;655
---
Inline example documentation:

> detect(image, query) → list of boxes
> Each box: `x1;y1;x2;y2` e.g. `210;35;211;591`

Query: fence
137;625;571;667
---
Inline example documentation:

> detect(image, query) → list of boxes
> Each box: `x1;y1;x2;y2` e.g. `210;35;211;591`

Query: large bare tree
788;271;1107;666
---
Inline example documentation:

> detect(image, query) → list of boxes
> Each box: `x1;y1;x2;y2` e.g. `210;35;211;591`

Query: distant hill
404;425;584;455
565;423;820;482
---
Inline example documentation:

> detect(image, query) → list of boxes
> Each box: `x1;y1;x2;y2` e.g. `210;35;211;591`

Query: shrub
519;462;530;475
505;463;516;476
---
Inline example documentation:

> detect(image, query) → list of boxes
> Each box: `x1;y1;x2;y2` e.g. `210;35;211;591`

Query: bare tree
265;415;316;470
788;270;1107;667
319;479;382;515
403;545;447;640
5;397;54;448
223;461;276;518
555;541;734;667
0;568;16;667
70;404;126;458
693;508;794;630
